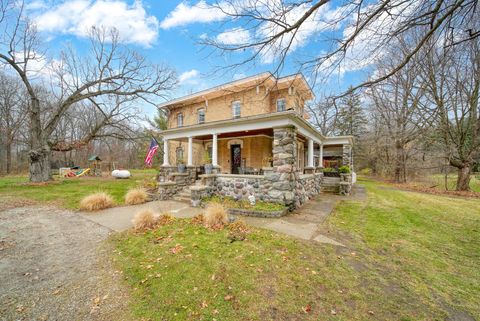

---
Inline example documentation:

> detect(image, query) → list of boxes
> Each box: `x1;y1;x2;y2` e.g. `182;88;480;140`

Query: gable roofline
158;71;315;109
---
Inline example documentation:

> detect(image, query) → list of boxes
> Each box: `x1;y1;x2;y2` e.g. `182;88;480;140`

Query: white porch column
162;139;169;166
319;143;323;167
307;138;314;168
212;133;218;167
187;136;193;166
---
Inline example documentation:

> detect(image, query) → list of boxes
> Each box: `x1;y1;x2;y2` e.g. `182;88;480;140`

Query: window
232;101;241;119
276;98;286;112
176;147;184;162
177;113;183;127
198;108;205;124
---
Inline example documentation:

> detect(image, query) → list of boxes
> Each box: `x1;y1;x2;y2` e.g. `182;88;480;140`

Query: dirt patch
0;196;38;212
0;206;131;321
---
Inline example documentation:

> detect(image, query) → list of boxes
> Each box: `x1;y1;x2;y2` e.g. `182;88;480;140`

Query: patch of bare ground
0;196;38;212
0;206;131;321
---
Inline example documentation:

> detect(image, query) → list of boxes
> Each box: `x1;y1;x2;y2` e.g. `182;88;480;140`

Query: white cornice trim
161;111;353;146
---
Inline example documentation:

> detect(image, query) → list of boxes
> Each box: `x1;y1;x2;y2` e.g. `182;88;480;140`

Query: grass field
0;169;157;209
112;178;480;320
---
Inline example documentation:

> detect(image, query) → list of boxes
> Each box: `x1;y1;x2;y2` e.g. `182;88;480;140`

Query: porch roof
160;110;353;146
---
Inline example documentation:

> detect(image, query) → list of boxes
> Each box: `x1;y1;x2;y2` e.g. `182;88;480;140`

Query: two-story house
157;72;354;210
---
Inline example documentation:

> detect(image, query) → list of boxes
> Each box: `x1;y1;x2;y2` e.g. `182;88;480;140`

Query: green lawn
0;169;157;209
112;178;480;320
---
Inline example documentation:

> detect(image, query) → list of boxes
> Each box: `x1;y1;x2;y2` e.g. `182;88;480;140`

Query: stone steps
321;177;341;194
321;185;340;193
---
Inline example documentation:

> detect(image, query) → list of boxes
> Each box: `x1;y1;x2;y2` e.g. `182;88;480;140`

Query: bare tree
367;40;432;183
0;2;176;181
203;0;478;97
306;98;338;135
421;35;480;191
0;72;28;174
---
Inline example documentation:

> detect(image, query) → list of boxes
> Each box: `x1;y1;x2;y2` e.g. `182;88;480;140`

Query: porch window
198;108;205;124
177;113;184;127
232;101;241;119
276;98;286;112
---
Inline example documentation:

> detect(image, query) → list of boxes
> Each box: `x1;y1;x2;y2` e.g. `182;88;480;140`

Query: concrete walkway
80;185;366;246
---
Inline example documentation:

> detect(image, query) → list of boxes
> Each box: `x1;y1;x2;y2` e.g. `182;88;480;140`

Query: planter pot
204;164;213;174
323;171;340;177
177;164;186;173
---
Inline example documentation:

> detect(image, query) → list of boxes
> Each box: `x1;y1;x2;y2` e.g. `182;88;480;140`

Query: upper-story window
232;101;241;119
177;113;183;127
276;98;286;112
198;108;205;124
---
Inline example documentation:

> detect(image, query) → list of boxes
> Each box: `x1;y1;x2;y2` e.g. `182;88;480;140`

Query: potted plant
203;151;213;174
338;165;351;174
177;158;186;173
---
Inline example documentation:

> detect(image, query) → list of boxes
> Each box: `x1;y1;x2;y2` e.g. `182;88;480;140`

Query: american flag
144;138;159;167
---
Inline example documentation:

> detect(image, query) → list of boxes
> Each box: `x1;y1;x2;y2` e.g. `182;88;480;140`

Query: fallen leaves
224;295;234;301
302;304;312;313
169;244;184;254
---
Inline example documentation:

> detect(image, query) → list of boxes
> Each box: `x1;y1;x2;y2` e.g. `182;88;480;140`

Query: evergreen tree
336;89;367;138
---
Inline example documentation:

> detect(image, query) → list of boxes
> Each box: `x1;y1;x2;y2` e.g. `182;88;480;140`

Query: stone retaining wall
157;182;177;200
214;174;265;200
296;173;323;206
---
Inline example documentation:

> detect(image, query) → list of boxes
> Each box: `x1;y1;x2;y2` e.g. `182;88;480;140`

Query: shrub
339;165;351;174
358;167;372;175
157;213;176;226
125;188;148;205
204;203;228;230
322;167;336;173
132;209;157;231
79;192;113;211
227;220;249;242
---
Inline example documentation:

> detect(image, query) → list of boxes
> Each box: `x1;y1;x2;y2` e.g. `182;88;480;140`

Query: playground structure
88;155;102;176
61;155;103;178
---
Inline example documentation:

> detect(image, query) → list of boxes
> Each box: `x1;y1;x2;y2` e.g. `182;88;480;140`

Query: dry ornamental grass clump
125;188;148;205
157;213;176;226
204;203;228;230
132;209;157;231
79;192;114;211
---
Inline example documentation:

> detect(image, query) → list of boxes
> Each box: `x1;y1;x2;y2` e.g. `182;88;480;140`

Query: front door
231;144;242;174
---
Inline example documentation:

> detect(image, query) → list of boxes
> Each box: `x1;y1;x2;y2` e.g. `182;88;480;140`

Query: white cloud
216;28;250;45
25;0;48;11
33;0;159;47
160;0;226;29
178;69;200;84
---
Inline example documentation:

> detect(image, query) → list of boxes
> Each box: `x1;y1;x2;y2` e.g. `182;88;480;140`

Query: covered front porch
160;112;351;176
157;111;354;210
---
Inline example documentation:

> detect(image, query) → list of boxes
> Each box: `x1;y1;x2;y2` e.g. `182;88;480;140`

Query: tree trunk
455;164;471;191
28;97;52;182
29;145;52;182
6;142;11;174
394;142;406;183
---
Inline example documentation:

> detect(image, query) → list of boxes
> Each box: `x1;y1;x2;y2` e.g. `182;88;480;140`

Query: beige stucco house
157;72;354;211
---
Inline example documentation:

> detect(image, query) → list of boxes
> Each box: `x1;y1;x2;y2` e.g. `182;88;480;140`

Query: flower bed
202;196;288;218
